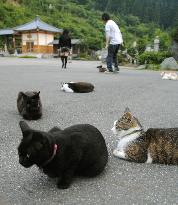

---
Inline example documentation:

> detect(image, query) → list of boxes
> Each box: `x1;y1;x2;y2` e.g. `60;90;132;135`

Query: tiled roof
0;29;14;35
14;16;62;33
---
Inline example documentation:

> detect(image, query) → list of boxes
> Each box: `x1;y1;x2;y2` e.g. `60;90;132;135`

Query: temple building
0;16;62;54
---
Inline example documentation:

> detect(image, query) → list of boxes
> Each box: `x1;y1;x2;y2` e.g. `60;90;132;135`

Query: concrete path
0;58;178;205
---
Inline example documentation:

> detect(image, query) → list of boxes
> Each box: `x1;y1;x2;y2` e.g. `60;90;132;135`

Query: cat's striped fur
112;108;178;165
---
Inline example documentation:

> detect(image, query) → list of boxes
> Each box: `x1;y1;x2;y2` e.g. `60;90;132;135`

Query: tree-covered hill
75;0;178;28
0;0;173;51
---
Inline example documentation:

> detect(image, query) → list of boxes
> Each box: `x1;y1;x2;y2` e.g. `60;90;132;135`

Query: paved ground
0;57;178;205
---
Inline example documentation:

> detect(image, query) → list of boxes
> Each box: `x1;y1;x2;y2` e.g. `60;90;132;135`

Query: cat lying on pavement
111;107;178;165
161;71;178;80
18;121;108;189
61;82;94;93
97;65;107;72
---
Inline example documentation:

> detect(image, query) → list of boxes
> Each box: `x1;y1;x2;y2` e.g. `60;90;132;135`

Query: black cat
18;121;108;189
17;91;42;120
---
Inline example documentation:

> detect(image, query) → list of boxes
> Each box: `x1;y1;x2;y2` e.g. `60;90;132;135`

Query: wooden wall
22;45;53;53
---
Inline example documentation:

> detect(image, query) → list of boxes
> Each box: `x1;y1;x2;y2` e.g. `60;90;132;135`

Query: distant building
0;16;62;54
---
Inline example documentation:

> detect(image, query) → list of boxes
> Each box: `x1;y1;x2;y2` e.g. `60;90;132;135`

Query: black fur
18;121;108;189
17;91;42;120
97;65;107;72
68;82;94;93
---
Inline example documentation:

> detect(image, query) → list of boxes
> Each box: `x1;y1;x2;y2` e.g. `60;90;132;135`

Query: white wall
22;33;37;45
22;32;54;46
38;33;53;46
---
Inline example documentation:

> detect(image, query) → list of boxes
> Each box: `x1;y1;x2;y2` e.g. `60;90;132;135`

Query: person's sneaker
114;67;120;72
104;70;113;74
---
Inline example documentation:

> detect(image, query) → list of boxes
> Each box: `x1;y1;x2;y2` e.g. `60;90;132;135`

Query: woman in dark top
58;29;72;69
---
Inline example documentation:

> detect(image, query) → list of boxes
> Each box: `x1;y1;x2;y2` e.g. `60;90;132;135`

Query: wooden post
13;35;16;52
45;31;47;53
78;46;80;55
37;29;39;53
20;33;22;53
5;36;8;52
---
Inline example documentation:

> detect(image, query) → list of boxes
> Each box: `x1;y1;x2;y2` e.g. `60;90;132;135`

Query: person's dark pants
61;56;68;68
106;44;120;71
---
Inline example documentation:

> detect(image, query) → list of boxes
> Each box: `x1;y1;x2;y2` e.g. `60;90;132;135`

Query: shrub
117;52;129;64
138;51;171;65
78;52;94;60
145;64;160;70
127;47;138;58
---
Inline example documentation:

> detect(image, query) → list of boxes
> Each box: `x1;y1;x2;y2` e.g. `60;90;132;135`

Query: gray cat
17;91;42;120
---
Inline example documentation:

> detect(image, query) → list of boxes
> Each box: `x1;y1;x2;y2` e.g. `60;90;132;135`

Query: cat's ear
35;91;40;98
135;117;143;128
127;112;133;121
19;121;31;138
20;92;27;99
124;107;131;113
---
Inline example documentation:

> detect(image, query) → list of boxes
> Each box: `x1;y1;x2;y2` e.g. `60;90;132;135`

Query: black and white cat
61;82;94;93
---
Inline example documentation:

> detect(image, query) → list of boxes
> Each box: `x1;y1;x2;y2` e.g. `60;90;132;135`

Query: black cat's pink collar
41;144;58;167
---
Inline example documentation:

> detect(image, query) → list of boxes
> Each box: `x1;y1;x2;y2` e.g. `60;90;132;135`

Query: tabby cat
111;107;178;165
17;91;42;120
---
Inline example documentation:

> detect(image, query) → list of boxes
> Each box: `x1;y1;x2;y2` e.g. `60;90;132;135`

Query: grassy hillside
0;0;172;52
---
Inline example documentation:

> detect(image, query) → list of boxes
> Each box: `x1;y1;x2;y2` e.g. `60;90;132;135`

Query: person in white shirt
102;13;123;73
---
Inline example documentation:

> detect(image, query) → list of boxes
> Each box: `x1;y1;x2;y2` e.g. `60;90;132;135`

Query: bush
117;52;129;64
78;53;94;60
138;51;171;64
127;47;138;58
145;64;160;70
